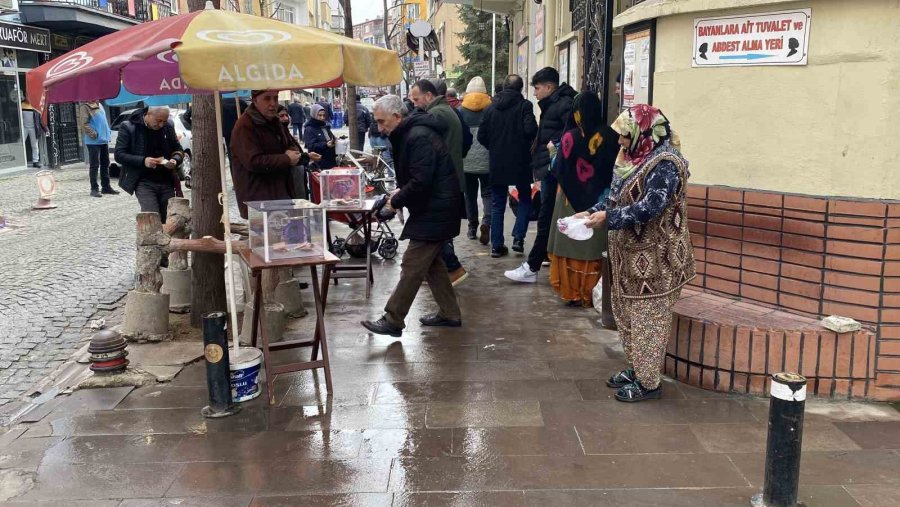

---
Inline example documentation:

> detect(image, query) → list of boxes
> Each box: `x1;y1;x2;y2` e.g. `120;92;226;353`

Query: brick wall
686;184;900;400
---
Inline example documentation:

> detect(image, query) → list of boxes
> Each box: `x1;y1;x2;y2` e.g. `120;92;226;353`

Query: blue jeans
292;123;302;138
491;183;532;249
441;240;462;272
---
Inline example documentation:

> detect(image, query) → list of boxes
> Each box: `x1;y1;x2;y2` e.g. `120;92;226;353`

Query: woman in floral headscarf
579;104;695;402
546;91;618;307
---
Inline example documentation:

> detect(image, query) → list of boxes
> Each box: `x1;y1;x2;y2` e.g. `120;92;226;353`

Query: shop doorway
0;73;25;173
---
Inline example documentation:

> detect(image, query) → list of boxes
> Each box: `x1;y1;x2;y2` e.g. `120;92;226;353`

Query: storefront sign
51;34;74;51
0;21;51;54
534;5;545;53
692;9;811;67
413;60;430;77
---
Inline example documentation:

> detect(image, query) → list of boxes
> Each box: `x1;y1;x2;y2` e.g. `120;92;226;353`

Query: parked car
108;108;192;185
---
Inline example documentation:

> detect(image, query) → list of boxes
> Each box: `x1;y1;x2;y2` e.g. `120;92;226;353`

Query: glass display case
319;167;364;209
246;199;326;262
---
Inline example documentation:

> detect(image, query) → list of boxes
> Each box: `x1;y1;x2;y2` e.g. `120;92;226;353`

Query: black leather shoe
467;226;477;240
419;313;462;327
361;317;402;337
101;187;120;195
615;380;662;403
491;246;509;258
512;238;525;252
90;190;103;198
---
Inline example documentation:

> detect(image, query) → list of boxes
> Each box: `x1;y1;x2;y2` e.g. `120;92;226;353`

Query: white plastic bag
592;279;603;314
557;216;593;240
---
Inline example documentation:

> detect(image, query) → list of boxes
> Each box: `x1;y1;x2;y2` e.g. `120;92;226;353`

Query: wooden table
325;199;376;298
238;248;341;404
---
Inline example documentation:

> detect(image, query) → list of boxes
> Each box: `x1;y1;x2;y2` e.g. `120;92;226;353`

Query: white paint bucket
229;346;263;402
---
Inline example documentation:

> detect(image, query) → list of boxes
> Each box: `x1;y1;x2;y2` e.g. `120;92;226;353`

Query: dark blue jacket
287;102;305;124
302;118;337;169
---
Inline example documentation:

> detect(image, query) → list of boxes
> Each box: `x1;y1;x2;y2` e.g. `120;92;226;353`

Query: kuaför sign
692;9;811;67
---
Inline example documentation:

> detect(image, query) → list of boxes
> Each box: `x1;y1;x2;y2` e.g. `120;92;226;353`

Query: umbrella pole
213;92;241;356
234;94;241;119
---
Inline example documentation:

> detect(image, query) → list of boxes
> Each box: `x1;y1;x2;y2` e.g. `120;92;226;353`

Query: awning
441;0;521;16
18;3;138;37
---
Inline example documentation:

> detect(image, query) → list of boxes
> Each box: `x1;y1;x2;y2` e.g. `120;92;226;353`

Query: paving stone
0;165;136;407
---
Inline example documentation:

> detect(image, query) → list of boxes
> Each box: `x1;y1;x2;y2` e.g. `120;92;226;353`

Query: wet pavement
2;216;900;505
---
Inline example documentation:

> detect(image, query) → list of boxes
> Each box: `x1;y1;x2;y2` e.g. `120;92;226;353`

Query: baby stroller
309;169;400;260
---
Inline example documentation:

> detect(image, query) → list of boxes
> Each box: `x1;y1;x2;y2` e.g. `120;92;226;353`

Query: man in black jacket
115;106;184;222
477;74;538;258
361;95;462;337
287;95;306;139
353;94;373;151
506;67;577;283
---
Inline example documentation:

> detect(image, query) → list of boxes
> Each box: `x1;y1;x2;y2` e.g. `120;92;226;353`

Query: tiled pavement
2;218;900;505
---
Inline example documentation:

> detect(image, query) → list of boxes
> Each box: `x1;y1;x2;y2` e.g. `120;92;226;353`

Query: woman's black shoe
491;246;509;258
614;381;662;402
606;368;636;388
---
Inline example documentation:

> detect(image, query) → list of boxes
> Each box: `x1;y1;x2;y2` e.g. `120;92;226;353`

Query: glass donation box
246;199;327;262
319;168;364;208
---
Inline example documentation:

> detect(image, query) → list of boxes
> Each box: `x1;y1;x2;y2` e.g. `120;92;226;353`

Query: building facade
1;0;175;176
353;17;385;48
609;0;898;402
428;0;463;87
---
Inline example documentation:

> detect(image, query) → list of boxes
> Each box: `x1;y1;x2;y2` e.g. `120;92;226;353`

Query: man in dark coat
115;106;185;223
411;79;468;286
507;67;577;282
287;95;306;139
230;90;321;219
230;90;322;319
361;95;462;337
353;95;373;152
477;74;538;258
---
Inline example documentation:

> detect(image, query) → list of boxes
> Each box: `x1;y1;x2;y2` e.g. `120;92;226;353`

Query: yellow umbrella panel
175;9;402;91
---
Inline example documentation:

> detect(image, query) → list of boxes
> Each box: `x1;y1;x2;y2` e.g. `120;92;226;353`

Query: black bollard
200;311;241;418
751;372;807;507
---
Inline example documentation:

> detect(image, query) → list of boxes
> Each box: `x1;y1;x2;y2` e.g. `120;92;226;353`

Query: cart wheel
330;238;346;257
378;237;399;260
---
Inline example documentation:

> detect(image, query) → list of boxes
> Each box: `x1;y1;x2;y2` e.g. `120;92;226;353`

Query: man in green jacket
409;79;467;286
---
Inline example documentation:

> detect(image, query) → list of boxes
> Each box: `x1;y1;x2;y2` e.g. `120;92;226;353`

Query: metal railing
20;0;173;22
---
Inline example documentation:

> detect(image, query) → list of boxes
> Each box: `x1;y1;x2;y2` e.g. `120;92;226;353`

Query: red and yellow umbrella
27;3;400;109
27;3;400;352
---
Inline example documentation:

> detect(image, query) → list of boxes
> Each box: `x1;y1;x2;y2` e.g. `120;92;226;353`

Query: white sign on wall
692;9;811;67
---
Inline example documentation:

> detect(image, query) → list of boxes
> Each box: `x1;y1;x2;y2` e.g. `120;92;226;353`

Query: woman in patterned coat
579;104;695;402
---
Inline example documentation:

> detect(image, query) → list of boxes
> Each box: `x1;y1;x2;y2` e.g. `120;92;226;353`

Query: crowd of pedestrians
357;68;694;403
